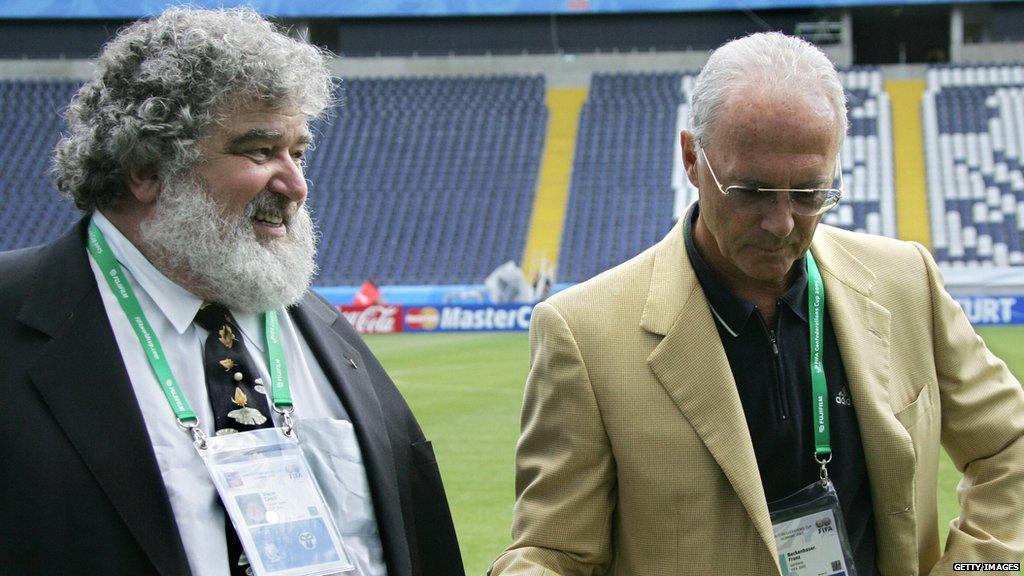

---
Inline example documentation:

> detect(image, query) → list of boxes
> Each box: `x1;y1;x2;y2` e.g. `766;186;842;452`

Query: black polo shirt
683;205;879;575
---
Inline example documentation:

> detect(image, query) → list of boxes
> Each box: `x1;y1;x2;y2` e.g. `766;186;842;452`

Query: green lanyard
805;251;832;479
86;221;293;444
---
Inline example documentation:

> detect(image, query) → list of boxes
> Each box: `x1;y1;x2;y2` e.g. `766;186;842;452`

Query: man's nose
760;192;796;238
267;152;307;204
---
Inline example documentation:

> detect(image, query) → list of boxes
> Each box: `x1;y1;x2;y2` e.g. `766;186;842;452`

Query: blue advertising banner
403;303;533;332
0;0;1015;19
955;295;1024;325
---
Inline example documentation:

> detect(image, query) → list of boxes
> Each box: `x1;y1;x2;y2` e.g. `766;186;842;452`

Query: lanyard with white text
86;221;293;445
806;251;832;479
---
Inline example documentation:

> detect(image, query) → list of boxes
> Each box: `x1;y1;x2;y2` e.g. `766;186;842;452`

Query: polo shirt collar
778;257;809;324
683;203;809;336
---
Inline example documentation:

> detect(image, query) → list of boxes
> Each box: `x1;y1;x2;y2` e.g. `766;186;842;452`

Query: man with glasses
492;32;1023;576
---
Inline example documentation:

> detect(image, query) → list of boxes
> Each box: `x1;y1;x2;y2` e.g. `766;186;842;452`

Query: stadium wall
957;41;1024;63
328;10;840;57
0;9;847;59
0;59;94;79
330;47;852;86
0;47;848;85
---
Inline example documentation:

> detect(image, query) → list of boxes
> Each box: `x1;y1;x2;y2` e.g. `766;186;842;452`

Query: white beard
139;172;318;313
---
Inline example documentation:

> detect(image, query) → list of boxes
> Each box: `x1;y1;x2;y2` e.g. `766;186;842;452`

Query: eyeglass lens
725;187;840;215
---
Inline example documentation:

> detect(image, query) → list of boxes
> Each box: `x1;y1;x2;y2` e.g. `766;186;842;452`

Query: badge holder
768;475;858;576
199;428;354;576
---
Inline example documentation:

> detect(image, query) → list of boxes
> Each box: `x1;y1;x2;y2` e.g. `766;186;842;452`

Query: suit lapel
812;229;917;574
18;221;190;576
643;221;779;565
289;295;412;576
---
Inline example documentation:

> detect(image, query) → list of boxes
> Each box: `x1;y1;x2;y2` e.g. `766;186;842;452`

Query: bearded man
0;8;463;576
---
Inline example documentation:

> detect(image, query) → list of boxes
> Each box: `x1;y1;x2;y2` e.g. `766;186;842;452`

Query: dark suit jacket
0;220;464;576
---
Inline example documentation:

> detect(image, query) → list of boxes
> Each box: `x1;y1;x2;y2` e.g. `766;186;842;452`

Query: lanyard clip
815;451;832;483
273;405;295;437
177;418;208;450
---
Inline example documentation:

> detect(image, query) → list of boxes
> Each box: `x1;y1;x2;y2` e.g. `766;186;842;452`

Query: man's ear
127;165;161;204
681;130;700;188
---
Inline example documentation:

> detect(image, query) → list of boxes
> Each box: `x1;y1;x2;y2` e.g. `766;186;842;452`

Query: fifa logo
816;517;834;534
299;531;317;550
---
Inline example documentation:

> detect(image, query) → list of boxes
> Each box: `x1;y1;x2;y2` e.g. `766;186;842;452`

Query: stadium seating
923;64;1024;267
0;79;82;250
306;76;547;285
556;72;683;283
5;64;1020;288
557;68;896;283
827;67;897;240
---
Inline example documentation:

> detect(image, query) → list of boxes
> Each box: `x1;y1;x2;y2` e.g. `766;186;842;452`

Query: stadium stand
557;67;896;283
0;79;81;250
924;64;1024;267
5;65;1021;288
306;75;547;285
557;72;684;283
829;67;897;239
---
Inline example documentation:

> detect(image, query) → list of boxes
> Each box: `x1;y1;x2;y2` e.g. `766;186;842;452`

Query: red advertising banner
339;304;404;334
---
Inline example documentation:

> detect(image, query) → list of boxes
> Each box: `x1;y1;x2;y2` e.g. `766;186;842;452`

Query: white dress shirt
88;211;386;576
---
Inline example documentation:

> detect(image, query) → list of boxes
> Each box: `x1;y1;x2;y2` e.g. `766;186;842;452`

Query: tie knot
194;302;234;333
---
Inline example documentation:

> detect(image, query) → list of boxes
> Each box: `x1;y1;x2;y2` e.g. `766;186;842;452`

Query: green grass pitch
365;326;1024;575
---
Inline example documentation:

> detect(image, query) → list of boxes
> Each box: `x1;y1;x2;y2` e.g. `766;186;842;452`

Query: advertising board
955;295;1024;325
339;304;404;334
338;295;1024;333
404;304;533;332
339;303;535;333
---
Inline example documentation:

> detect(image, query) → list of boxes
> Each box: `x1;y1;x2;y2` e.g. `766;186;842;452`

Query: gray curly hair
688;32;847;149
54;7;335;212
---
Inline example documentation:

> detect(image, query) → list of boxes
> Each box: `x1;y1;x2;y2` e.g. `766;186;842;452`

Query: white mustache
245;193;298;222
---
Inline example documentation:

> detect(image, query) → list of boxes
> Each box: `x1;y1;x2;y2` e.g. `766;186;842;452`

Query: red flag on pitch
354;279;381;307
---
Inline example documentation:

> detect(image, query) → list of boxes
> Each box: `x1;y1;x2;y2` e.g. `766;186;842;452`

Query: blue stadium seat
0;79;82;251
923;64;1024;267
305;75;547;285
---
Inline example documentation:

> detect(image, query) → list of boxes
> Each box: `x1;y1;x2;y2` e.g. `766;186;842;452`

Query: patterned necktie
194;302;274;576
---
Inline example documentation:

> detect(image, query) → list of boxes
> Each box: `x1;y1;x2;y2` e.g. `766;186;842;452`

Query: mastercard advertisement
404;304;533;332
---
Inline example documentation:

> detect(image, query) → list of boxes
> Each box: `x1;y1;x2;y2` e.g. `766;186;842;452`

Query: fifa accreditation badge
773;508;849;576
769;480;858;576
199;428;355;576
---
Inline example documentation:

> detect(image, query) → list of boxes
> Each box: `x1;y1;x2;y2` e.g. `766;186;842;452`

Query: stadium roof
1;0;1020;19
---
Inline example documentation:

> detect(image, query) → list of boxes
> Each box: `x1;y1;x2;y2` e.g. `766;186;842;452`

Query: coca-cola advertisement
339;304;404;334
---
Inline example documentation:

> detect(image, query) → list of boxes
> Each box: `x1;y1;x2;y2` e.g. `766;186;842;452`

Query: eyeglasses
698;145;843;216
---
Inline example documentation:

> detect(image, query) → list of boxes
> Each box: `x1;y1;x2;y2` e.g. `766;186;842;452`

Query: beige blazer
491;220;1024;576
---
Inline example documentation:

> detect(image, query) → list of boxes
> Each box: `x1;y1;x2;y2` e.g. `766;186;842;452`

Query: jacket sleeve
916;244;1024;574
489;301;616;576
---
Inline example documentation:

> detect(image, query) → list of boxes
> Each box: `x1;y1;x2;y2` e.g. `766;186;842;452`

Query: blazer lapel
18;222;190;576
289;294;412;576
642;221;779;566
812;228;917;575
